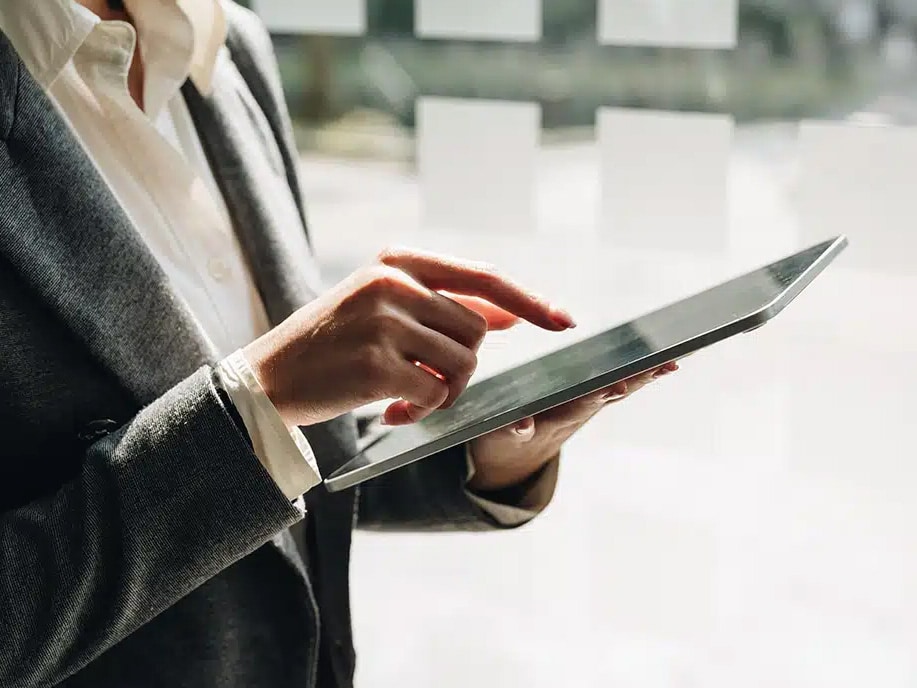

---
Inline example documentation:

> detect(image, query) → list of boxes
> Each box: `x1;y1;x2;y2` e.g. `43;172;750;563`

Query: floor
298;123;917;687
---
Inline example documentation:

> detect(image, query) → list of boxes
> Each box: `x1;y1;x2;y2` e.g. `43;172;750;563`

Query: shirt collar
0;0;225;95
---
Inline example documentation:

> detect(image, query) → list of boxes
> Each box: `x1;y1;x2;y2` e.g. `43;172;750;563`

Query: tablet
325;236;848;492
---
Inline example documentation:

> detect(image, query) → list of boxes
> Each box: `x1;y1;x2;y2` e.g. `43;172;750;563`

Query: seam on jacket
9;51;19;140
2;49;19;141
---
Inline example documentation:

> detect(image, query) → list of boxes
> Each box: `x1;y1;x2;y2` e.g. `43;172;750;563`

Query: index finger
378;248;576;331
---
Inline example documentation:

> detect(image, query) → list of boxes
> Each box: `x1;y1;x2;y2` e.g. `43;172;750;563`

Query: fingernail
601;392;626;402
552;308;577;329
513;426;534;438
602;381;627;401
513;417;535;435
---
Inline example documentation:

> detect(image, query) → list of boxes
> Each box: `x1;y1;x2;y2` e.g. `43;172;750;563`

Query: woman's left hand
467;361;679;492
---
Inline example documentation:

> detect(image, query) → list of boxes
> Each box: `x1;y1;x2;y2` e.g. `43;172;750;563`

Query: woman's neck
76;0;125;22
75;0;146;111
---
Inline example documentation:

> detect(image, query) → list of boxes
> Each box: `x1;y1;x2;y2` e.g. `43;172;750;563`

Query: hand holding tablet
466;360;680;493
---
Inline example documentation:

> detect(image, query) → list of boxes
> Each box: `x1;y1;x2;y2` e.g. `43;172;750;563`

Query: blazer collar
0;0;224;98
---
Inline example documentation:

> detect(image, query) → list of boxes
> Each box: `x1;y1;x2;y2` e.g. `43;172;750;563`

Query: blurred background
263;0;917;150
244;1;917;686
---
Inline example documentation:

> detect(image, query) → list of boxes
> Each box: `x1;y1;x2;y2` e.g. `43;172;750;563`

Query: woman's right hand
244;247;577;428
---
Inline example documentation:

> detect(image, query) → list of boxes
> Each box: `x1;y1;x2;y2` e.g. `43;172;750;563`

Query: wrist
467;456;553;501
243;338;290;424
467;442;555;493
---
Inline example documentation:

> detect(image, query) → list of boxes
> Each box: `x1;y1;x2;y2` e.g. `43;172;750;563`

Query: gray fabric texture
0;3;511;687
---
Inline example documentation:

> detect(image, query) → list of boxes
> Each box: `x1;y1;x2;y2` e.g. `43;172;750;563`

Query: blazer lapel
182;53;324;327
183;49;364;596
0;63;217;406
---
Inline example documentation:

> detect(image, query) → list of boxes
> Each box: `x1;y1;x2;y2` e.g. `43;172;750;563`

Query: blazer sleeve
0;367;303;688
353;443;501;531
350;413;539;531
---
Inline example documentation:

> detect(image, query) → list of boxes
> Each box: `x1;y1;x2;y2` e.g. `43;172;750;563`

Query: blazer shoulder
222;0;277;65
0;30;20;141
221;0;290;113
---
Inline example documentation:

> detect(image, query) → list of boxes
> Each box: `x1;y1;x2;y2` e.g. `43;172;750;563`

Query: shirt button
207;257;231;282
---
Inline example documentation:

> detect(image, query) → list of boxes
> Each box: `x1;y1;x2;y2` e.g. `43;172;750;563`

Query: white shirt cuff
216;350;322;500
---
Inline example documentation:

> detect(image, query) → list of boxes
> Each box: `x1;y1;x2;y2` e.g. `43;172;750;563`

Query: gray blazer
0;5;506;687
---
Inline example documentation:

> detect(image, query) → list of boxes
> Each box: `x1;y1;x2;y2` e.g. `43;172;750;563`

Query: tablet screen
326;237;845;491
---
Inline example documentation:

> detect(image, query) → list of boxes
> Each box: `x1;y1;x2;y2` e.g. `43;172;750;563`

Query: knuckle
366;309;403;345
362;265;408;298
467;309;488;340
358;343;390;383
418;381;446;409
457;349;478;377
376;246;408;265
442;382;466;409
